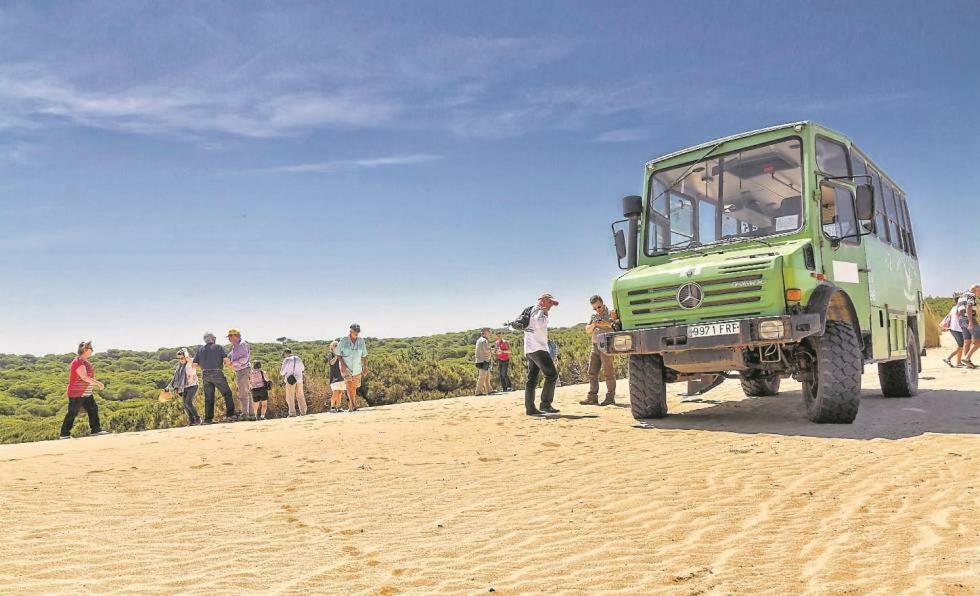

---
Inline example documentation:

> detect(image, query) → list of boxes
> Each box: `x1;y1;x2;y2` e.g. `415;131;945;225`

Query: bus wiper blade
649;140;726;208
670;239;707;256
719;235;775;251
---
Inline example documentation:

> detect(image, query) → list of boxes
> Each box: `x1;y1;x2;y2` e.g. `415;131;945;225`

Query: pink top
249;369;268;389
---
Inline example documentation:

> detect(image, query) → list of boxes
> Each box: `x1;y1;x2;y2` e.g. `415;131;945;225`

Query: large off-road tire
802;320;863;423
628;354;668;419
878;328;919;397
739;371;781;397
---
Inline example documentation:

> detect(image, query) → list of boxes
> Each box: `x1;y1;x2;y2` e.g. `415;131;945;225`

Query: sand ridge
1;349;978;594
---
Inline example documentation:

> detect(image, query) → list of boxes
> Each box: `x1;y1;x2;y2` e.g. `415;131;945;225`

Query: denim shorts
950;329;964;347
959;317;980;340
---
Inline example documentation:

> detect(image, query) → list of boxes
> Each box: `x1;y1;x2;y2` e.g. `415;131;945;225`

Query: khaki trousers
285;380;307;416
235;367;253;416
587;346;616;400
476;366;492;395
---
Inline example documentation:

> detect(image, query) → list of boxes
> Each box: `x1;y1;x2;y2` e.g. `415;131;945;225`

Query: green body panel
612;121;923;362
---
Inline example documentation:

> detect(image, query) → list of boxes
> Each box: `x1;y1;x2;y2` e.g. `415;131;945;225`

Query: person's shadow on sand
540;414;600;421
632;387;980;440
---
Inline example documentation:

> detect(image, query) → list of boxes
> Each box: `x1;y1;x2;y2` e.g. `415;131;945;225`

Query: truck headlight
758;320;785;340
612;334;633;352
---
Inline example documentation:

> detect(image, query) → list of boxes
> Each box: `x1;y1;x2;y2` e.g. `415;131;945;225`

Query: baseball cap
227;328;241;337
538;293;559;306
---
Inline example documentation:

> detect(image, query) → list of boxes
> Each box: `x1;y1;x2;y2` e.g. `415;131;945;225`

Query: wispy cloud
594;128;650;143
261;153;442;174
0;65;401;139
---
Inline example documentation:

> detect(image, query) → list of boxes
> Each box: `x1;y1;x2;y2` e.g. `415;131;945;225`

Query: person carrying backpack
520;293;560;416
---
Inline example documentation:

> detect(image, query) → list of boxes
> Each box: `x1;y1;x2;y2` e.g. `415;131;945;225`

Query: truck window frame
643;135;805;257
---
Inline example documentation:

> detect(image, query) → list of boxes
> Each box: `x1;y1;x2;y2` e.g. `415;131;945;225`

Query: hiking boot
579;396;599;406
540;405;560;414
599;397;617;406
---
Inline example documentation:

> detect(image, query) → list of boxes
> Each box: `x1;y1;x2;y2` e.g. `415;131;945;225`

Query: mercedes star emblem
676;282;704;309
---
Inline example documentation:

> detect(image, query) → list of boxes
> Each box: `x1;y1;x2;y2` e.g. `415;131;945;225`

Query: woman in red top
494;331;514;392
60;341;107;439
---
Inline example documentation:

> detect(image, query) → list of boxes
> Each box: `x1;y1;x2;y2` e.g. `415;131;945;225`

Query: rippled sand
1;348;978;594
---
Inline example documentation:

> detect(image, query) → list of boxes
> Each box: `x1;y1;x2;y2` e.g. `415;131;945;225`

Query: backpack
506;306;535;331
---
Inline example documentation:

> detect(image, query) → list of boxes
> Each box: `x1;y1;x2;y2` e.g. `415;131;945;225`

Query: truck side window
816;137;849;177
868;168;889;243
899;194;917;257
882;184;902;249
820;183;858;243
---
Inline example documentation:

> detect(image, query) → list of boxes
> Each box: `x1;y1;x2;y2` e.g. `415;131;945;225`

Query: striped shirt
67;358;94;399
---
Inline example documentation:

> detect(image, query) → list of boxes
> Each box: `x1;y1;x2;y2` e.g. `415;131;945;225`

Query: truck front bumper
597;313;822;356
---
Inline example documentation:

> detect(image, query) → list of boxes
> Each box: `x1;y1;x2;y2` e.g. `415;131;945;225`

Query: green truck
599;121;922;424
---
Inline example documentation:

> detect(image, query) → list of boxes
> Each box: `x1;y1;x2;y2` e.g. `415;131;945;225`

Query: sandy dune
2;347;979;594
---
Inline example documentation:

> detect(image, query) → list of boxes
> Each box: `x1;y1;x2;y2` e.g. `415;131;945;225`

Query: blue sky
1;1;977;355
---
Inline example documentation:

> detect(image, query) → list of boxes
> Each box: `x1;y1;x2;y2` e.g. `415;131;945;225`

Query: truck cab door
817;180;872;344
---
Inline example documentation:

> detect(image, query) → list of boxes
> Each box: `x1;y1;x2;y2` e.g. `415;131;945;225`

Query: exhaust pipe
622;195;642;269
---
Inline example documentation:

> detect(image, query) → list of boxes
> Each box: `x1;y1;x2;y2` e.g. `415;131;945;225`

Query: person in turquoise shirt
337;323;369;412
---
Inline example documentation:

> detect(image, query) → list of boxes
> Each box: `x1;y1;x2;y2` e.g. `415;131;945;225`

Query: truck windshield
646;137;804;255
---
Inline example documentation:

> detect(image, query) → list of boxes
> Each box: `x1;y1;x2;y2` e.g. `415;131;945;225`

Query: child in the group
249;361;270;420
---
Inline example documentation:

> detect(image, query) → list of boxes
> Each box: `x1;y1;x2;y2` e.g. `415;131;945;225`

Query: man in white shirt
474;328;493;396
524;293;560;415
280;349;307;416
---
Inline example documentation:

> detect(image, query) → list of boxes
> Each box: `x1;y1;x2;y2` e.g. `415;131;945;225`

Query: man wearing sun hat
227;328;253;420
524;293;560;416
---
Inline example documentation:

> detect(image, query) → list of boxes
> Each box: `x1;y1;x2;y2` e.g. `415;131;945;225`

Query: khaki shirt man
581;295;618;406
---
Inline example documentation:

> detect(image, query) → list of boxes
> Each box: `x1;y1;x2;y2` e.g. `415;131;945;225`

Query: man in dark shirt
192;332;235;423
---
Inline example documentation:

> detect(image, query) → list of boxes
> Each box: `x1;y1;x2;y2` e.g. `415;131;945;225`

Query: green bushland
0;326;626;444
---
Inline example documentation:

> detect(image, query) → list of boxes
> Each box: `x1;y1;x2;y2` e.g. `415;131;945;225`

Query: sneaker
540;406;560;414
92;430;109;436
202;420;214;425
58;435;71;440
526;409;542;416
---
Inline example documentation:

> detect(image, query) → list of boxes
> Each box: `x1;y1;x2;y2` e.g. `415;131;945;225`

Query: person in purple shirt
227;328;253;421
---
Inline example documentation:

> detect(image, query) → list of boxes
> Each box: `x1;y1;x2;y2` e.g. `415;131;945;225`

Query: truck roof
646;121;810;168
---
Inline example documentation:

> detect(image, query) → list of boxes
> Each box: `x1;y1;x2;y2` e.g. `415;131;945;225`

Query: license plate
688;321;741;338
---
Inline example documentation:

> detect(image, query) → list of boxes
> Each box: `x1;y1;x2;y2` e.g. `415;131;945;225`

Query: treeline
0;326;626;444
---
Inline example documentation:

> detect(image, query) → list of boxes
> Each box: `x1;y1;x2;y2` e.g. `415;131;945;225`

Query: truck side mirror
855;183;875;221
614;228;627;260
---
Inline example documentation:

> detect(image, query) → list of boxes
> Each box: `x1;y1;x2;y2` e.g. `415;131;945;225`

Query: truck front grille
623;270;777;324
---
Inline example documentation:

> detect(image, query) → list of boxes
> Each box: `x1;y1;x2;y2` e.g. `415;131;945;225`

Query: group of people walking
61;293;624;438
942;285;980;368
167;328;310;425
474;292;620;416
59;324;370;438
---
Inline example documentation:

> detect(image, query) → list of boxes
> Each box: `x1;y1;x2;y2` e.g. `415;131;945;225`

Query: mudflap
682;374;726;397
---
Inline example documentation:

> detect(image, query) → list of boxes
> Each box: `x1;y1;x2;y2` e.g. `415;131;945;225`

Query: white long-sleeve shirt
524;307;550;354
280;355;305;382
